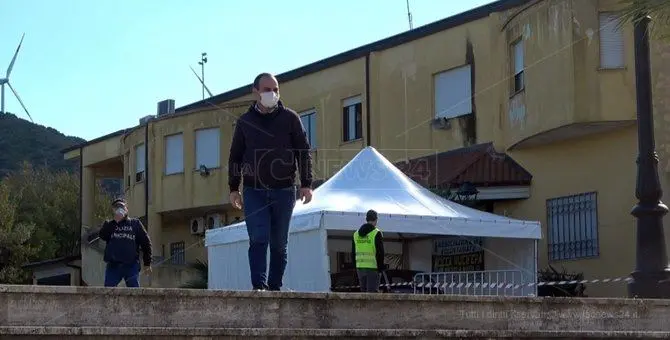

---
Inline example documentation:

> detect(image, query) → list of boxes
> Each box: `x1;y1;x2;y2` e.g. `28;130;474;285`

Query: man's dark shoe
268;286;280;292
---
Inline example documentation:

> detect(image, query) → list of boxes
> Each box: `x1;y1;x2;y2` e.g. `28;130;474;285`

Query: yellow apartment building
62;0;670;296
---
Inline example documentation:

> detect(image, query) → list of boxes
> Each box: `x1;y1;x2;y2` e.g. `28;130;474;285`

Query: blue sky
1;0;495;140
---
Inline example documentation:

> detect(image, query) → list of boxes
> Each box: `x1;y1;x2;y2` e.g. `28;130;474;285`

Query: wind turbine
0;33;33;122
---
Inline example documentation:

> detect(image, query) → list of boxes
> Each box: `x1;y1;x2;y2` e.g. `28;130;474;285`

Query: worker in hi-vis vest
351;209;385;292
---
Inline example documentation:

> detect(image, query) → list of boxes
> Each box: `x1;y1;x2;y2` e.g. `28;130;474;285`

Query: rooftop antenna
197;52;208;100
0;33;33;122
190;65;214;98
406;0;413;30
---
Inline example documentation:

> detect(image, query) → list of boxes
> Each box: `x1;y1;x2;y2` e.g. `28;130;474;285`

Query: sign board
432;236;485;272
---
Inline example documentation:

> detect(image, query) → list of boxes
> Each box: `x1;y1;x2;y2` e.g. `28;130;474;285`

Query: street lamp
198;52;208;100
628;14;670;298
454;182;479;206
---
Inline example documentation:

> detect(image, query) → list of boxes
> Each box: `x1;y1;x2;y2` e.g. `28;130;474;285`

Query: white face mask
259;91;279;108
114;208;126;217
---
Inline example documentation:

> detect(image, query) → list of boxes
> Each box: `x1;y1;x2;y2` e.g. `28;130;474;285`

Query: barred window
170;241;185;265
546;192;599;261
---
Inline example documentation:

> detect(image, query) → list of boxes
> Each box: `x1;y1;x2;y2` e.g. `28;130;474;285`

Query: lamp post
198;52;208;100
628;14;670;298
455;182;479;204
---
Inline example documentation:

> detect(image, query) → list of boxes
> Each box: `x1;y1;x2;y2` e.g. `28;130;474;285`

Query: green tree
619;0;670;40
3;162;112;262
4;163;79;259
0;181;40;284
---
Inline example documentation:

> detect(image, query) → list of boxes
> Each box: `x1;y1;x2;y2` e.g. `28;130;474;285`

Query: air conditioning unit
205;214;223;230
190;217;205;235
157;99;176;116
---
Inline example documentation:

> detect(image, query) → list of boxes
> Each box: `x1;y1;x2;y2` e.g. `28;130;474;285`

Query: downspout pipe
365;54;372;147
144;122;149;226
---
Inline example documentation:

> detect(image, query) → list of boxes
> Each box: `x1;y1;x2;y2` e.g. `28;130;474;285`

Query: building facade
63;0;670;296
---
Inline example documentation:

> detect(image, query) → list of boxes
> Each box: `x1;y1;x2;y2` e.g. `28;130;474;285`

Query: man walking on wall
228;72;314;291
99;198;152;287
352;210;385;293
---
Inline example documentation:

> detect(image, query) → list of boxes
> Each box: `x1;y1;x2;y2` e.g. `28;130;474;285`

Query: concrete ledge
1;285;668;332
2;327;670;339
2;284;665;304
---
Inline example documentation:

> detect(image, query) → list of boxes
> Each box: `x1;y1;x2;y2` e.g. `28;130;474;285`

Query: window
135;144;145;183
599;12;624;69
164;133;184;175
169;241;185;265
300;110;317;149
195;128;220;169
342;96;362;142
512;39;524;93
546;192;599;261
433;64;473;119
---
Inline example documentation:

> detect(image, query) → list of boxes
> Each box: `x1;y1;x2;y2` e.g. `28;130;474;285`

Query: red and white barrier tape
333;276;634;291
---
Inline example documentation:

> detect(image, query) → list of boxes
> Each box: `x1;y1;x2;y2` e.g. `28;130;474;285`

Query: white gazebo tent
206;146;541;293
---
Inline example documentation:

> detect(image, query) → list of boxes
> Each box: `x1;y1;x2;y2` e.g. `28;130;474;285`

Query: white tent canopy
206;146;541;247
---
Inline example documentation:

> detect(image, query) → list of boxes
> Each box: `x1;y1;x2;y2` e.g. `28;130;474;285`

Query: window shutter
135;144;145;173
599;12;624;69
165;133;184;175
512;41;524;92
513;41;524;74
195;128;220;168
433;65;473;119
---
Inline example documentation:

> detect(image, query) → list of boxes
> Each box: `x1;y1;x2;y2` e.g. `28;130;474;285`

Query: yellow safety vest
353;228;381;269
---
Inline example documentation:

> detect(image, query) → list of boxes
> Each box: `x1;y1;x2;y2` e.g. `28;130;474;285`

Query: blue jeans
243;187;296;290
104;262;141;287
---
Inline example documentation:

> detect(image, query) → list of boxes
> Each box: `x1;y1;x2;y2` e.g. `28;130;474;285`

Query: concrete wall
497;0;637;149
496;125;638;297
0;285;668;335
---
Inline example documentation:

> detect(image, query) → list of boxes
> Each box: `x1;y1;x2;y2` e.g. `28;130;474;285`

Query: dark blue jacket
228;101;313;191
98;217;152;266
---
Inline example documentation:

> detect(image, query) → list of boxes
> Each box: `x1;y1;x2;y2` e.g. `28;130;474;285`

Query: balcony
501;0;637;150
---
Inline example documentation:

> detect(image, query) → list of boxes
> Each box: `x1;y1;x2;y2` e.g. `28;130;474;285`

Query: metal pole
198;52;207;100
201;60;205;100
628;14;670;298
406;0;413;30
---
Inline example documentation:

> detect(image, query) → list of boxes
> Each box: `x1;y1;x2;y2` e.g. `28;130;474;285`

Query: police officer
351;210;385;293
98;198;153;287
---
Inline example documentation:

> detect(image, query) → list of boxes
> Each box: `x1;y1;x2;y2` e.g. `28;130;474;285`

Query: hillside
0;112;85;178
